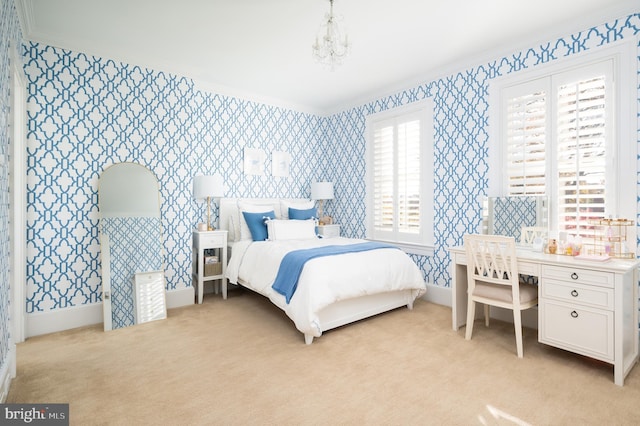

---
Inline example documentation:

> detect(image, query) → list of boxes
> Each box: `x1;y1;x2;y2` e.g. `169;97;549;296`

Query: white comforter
226;237;426;338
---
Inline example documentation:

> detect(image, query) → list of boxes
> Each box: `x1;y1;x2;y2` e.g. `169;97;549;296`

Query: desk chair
519;227;546;284
464;234;538;358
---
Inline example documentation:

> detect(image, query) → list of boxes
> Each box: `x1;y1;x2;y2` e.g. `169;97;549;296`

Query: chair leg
513;309;524;358
465;299;476;340
484;304;490;327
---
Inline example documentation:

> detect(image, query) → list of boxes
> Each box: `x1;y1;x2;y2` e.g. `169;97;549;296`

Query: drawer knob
570;272;579;280
570;289;579;297
571;310;579;318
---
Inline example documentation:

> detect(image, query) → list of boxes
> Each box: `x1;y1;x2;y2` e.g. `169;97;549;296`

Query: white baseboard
166;287;194;309
488;305;539;330
0;342;16;402
26;303;103;338
26;288;195;337
420;283;537;329
422;282;452;307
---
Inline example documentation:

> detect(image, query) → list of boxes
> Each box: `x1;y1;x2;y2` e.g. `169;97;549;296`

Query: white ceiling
16;0;638;115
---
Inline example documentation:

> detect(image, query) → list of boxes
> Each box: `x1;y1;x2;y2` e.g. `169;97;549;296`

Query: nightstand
192;229;228;304
317;224;340;238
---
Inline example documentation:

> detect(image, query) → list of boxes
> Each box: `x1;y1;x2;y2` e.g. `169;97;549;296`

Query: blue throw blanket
272;242;399;303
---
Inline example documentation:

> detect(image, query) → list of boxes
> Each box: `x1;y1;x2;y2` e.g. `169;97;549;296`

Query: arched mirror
98;163;166;331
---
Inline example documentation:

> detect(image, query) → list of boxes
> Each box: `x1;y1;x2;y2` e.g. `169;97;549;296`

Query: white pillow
280;200;314;219
237;201;279;241
228;214;237;242
267;219;317;241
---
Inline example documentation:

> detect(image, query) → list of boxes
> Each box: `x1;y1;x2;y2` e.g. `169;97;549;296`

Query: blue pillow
242;211;276;241
289;207;317;220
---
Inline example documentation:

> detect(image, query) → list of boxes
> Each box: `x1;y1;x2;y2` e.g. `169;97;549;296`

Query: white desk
449;246;639;386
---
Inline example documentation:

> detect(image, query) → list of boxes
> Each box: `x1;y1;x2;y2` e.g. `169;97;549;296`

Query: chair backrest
464;234;520;301
520;226;547;245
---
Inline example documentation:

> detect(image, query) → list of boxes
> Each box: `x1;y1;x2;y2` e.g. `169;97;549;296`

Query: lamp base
319;216;333;226
206;196;216;232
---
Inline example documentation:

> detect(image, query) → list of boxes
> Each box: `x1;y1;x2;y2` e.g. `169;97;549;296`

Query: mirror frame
98;162;165;331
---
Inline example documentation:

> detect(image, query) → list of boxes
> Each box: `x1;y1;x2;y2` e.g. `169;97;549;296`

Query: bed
221;198;426;344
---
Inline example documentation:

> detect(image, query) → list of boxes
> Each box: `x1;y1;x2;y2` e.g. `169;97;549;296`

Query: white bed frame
219;198;415;344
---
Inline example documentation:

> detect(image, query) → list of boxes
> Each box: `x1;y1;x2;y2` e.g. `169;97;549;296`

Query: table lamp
193;174;225;230
311;181;334;225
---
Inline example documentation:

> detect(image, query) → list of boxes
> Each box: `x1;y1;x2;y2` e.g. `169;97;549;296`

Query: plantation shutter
503;79;548;196
397;119;421;234
555;68;610;236
372;111;422;242
373;121;394;232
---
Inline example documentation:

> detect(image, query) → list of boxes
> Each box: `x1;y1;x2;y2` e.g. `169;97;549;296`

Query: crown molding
191;77;324;117
13;0;34;38
325;0;640;116
11;0;639;119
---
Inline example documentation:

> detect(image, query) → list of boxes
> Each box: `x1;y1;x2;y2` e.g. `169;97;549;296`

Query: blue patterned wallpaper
22;45;325;314
19;10;640;322
0;0;22;378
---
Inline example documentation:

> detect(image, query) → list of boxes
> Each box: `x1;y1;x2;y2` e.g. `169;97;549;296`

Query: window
503;62;612;237
491;41;636;245
366;100;434;255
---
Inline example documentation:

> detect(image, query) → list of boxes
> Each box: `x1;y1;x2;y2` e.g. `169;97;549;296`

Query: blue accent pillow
242;211;276;241
289;207;317;220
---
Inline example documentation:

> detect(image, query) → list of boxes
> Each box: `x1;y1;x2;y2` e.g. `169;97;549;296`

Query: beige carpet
7;288;640;425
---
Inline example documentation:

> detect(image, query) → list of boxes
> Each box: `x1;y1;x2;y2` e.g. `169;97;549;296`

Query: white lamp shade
193;174;224;199
311;181;334;200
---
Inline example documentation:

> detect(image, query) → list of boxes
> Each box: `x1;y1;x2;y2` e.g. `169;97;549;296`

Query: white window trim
365;99;434;257
488;39;637;244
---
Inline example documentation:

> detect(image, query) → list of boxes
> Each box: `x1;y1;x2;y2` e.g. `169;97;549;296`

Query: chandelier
312;0;350;69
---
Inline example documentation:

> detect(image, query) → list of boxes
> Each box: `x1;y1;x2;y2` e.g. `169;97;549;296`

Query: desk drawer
541;265;614;288
200;233;226;247
539;299;613;362
542;280;614;310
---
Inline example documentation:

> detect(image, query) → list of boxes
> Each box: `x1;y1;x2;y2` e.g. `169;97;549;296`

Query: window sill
366;239;434;257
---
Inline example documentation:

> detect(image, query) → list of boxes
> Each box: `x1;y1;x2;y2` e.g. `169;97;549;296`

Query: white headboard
219;197;313;241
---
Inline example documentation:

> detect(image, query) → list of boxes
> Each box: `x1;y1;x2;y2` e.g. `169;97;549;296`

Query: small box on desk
204;256;221;276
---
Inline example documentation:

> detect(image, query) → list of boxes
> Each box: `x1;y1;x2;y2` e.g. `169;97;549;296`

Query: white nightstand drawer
318;224;340;238
200;233;226;247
